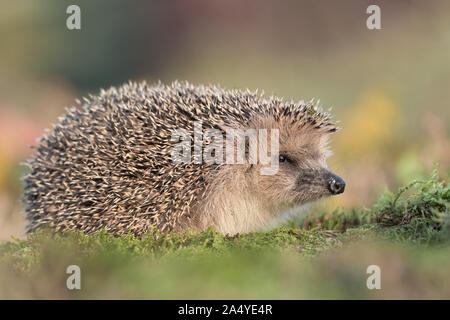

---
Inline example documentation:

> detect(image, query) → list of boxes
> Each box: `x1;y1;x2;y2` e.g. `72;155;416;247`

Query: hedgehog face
250;124;345;211
262;151;346;206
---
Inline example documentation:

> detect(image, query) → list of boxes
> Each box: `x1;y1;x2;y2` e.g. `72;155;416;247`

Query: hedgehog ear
218;124;231;135
219;124;253;163
319;133;331;148
318;133;334;159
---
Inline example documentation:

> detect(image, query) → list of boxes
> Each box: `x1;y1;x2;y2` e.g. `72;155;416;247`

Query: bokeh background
0;0;449;240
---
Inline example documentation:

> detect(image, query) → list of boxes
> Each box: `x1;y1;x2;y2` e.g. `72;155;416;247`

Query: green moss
300;169;449;245
0;170;448;298
373;170;450;244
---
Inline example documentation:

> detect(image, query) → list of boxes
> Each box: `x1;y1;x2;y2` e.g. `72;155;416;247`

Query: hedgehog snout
327;172;345;195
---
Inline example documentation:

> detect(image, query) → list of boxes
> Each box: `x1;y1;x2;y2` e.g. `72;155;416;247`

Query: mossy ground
0;171;448;299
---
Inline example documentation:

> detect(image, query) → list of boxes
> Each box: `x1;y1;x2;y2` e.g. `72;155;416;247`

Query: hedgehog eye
279;154;291;163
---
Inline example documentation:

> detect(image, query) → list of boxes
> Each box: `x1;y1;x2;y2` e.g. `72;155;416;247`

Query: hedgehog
23;81;345;236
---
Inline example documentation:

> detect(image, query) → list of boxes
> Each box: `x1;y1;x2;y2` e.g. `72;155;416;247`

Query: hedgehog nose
328;173;345;195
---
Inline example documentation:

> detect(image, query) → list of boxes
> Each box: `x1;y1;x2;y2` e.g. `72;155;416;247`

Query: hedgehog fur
23;81;343;236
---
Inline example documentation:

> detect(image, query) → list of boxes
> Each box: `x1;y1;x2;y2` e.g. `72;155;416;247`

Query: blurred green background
0;0;449;240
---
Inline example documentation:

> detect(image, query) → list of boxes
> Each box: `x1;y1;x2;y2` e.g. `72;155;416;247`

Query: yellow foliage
335;90;399;157
0;143;13;192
